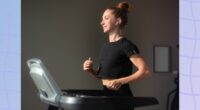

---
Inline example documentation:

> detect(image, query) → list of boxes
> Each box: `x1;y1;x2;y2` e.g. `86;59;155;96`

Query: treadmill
27;58;158;110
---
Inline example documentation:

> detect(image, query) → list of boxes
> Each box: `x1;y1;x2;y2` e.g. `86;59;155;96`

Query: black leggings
103;84;134;110
103;84;133;97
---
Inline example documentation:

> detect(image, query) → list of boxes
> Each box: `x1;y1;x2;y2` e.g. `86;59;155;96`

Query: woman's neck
108;29;123;42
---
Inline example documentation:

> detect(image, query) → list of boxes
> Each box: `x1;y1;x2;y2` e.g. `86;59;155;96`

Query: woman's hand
83;57;94;73
102;79;123;90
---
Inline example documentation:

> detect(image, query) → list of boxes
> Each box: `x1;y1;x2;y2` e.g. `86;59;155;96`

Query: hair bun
116;2;131;13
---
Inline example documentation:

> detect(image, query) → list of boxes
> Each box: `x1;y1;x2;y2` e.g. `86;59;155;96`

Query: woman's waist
101;79;130;87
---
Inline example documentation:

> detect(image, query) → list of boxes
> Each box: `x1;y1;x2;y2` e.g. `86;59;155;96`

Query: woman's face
100;9;119;33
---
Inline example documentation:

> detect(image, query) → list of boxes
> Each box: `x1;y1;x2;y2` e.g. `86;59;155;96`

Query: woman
48;2;150;110
83;1;150;108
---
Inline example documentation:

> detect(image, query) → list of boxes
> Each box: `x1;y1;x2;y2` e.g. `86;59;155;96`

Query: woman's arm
118;54;150;84
103;54;150;90
83;57;99;78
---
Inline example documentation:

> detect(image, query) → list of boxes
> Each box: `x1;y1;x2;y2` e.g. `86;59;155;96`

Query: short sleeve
122;40;140;57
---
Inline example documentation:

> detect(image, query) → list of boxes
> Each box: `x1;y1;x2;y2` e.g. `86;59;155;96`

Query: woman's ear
116;18;122;26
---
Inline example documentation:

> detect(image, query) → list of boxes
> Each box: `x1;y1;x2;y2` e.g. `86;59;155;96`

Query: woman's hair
108;2;132;28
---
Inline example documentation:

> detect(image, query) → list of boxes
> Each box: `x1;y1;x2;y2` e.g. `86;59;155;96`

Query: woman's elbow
144;69;150;76
142;66;151;76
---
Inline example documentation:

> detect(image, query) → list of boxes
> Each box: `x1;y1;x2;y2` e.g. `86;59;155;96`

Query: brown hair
108;2;131;28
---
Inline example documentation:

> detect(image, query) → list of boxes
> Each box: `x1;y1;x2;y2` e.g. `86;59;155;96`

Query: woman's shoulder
121;38;137;47
120;38;140;54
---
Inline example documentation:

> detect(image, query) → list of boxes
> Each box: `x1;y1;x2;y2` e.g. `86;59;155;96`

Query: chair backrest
27;58;63;106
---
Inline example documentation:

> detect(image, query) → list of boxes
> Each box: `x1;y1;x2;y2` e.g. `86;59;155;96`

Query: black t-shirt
97;38;140;79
